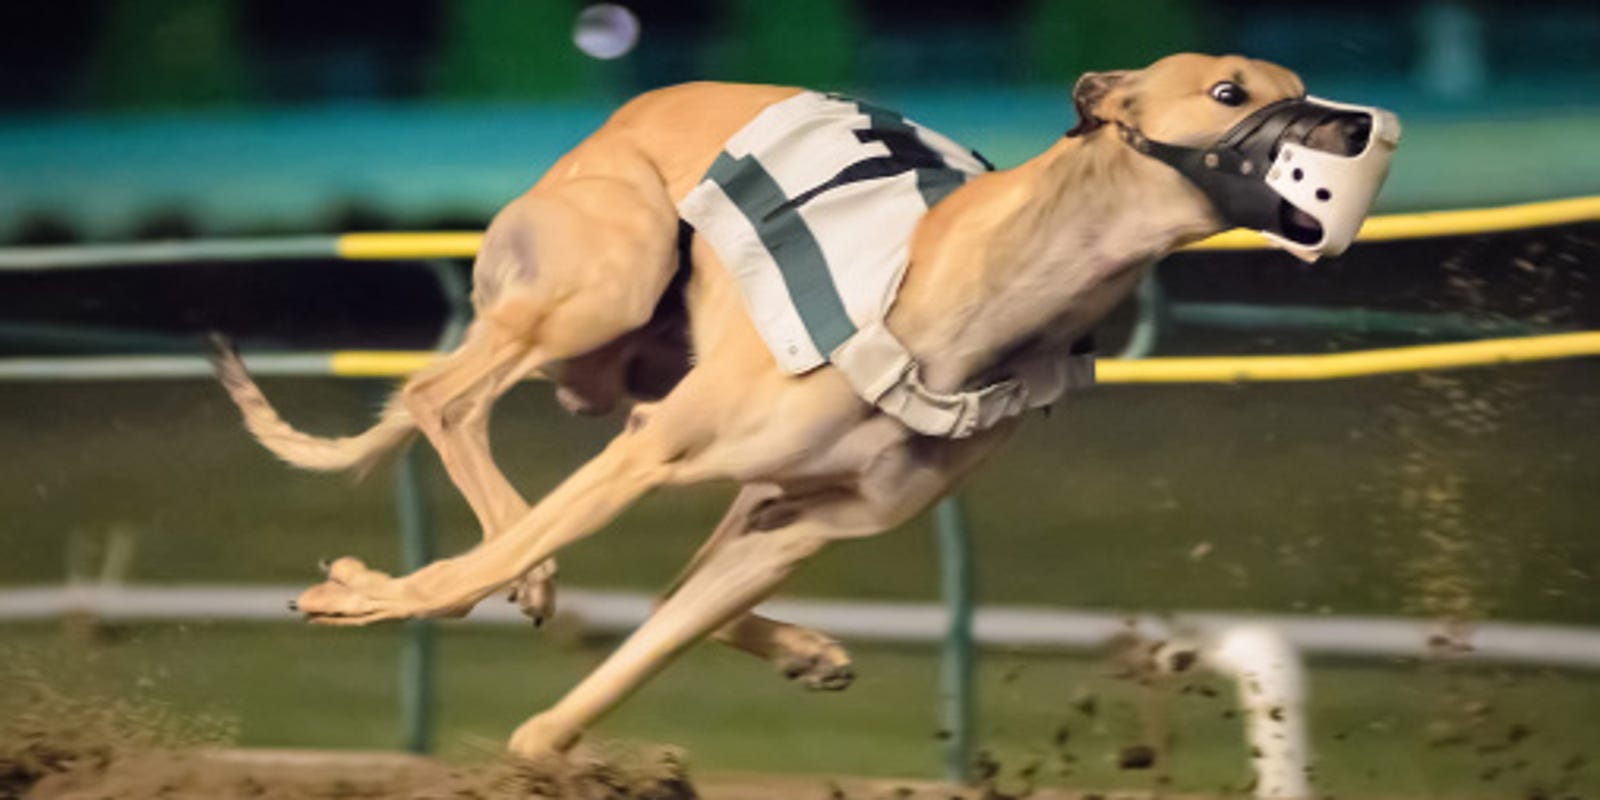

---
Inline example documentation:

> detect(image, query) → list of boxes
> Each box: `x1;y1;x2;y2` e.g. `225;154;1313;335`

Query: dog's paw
505;559;558;626
775;631;855;692
294;556;470;626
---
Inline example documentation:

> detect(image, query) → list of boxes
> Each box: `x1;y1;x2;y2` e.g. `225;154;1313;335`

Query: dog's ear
1066;70;1133;137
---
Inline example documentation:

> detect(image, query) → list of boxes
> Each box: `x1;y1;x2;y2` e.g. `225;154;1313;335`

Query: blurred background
1;2;1598;798
1;0;1599;242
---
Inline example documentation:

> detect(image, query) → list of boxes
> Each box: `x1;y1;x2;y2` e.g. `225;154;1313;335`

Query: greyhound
212;53;1397;756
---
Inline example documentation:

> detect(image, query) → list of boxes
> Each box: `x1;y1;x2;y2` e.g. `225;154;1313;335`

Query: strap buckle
833;321;1090;439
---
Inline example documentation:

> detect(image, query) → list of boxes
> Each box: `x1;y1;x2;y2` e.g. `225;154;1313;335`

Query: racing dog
213;53;1397;756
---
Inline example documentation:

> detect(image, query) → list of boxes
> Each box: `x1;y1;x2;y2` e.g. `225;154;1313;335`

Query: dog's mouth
1279;203;1323;245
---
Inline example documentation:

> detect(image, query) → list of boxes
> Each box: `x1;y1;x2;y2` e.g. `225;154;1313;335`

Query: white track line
2;583;1598;670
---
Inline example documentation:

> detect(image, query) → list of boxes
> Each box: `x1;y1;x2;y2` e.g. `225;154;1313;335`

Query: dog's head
1069;53;1400;261
1069;54;1304;145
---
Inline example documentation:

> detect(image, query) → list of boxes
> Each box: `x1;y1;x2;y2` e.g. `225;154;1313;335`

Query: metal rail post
935;496;976;783
1119;272;1166;360
395;449;437;754
393;258;471;754
929;269;1164;782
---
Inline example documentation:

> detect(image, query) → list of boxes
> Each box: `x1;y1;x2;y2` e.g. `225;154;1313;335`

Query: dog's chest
677;91;991;375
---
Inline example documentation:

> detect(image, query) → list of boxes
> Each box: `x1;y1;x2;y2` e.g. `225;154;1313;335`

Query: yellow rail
328;332;1600;383
320;194;1600;383
332;195;1600;261
1185;194;1600;251
329;350;439;377
1096;331;1600;383
337;232;483;260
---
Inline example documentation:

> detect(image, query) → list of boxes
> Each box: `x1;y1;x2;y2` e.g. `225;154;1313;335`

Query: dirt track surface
10;743;692;800
7;747;1156;800
0;655;1148;800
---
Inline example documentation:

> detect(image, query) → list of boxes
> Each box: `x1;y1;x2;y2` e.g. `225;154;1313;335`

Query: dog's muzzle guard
1120;96;1401;260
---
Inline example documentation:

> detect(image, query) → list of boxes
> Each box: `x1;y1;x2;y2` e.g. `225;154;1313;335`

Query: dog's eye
1209;81;1248;106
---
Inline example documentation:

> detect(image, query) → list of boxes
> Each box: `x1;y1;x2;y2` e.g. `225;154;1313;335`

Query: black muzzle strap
1118;99;1287;234
1115;98;1352;237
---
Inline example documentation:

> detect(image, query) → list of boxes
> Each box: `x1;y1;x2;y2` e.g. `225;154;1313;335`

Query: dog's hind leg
716;608;856;691
393;322;554;616
400;322;537;531
392;173;683;621
211;313;552;617
667;484;855;691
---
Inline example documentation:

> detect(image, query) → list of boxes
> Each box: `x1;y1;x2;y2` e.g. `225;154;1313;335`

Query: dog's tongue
1288;206;1319;232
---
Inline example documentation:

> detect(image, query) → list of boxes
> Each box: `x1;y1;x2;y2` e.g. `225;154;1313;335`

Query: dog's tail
208;334;416;477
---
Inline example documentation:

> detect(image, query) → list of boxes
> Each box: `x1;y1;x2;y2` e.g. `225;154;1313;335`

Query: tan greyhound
212;53;1396;756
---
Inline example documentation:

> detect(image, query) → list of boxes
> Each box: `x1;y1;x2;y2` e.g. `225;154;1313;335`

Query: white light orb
573;4;641;61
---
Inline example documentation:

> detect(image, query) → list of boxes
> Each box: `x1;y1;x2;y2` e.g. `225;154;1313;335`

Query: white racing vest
678;91;1094;438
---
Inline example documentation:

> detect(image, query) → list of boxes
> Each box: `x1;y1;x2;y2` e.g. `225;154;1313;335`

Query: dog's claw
774;633;855;692
786;659;855;692
507;561;558;626
805;664;856;692
317;557;332;575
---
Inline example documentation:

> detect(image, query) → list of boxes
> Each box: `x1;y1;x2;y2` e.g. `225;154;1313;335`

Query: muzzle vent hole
1315;188;1331;202
1292;168;1304;182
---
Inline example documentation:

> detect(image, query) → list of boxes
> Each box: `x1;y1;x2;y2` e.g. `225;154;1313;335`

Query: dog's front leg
294;449;667;623
509;509;843;755
506;424;1010;756
294;409;685;625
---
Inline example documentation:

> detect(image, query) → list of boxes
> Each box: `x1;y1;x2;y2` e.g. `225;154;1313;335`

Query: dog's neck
891;129;1223;392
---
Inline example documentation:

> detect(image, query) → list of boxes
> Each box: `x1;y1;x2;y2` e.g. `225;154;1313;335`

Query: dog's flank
208;335;414;477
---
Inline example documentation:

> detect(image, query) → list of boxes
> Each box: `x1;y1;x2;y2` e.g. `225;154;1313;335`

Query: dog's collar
1113;119;1157;154
1113;118;1269;190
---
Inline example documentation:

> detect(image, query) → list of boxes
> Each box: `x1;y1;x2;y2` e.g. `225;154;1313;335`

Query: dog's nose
1341;115;1372;155
1307;114;1371;157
